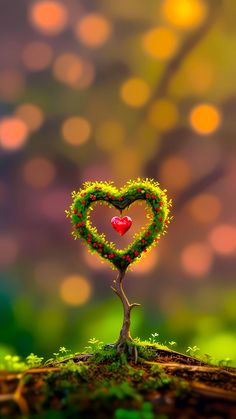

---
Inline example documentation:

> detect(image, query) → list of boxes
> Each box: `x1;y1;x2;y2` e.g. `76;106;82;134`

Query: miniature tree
66;179;172;354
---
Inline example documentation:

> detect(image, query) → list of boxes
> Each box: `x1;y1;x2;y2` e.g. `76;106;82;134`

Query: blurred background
0;0;236;365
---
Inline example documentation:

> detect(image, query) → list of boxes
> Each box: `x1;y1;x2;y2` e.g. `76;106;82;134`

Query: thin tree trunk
111;268;140;352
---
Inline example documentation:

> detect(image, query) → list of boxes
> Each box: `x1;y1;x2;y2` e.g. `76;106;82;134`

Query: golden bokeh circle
161;0;207;30
120;78;150;107
61;116;91;145
60;275;92;306
142;27;179;60
189;104;221;135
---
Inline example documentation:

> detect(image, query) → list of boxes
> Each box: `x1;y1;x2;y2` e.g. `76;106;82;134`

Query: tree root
115;339;138;363
49;353;92;366
190;381;236;402
143;360;236;378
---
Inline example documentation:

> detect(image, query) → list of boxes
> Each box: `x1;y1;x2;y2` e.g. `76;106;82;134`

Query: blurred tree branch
142;0;224;206
150;0;222;100
128;0;222;141
175;164;226;212
143;0;222;111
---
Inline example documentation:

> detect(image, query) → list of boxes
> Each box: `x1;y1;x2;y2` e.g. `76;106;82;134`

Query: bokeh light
159;156;192;191
147;98;179;131
53;53;83;86
120;78;150;108
59;275;92;306
15;103;44;132
142;27;179;60
188;194;221;223
161;0;207;30
0;117;28;150
208;224;236;255
95;120;125;151
29;1;68;36
75;13;112;48
0;234;19;266
22;157;56;188
189;104;221;135
22;41;53;72
53;54;95;89
181;242;213;277
0;70;25;101
61;116;91;145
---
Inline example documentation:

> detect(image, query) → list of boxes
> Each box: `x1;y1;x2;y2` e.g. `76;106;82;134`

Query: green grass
0;334;233;373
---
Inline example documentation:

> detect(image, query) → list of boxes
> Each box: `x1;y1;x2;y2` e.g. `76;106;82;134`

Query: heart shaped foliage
66;179;172;270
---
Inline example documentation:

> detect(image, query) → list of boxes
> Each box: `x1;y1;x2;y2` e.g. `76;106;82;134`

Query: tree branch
175;164;226;212
149;0;222;101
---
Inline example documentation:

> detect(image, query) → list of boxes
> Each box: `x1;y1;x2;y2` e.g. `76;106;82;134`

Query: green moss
85;337;171;365
133;336;170;351
92;381;140;401
0;337;169;374
131;338;170;360
3;339;216;418
115;402;154;419
91;345;117;363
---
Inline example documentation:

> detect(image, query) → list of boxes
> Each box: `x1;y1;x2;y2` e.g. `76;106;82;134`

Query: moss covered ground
0;340;235;418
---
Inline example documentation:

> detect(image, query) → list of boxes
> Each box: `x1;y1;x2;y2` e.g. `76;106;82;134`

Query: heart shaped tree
66;178;172;355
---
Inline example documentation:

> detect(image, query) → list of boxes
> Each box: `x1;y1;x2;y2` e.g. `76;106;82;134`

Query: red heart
111;216;132;236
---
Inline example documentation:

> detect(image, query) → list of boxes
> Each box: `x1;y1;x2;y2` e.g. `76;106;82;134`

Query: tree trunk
111;268;140;353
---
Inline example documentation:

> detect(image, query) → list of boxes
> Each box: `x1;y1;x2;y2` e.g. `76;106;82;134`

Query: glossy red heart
111;216;132;236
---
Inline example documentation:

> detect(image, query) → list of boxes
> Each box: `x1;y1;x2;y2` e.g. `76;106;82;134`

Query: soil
0;346;235;419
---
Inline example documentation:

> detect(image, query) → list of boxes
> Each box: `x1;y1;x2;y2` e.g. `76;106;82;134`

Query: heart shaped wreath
66;178;172;270
66;178;172;354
